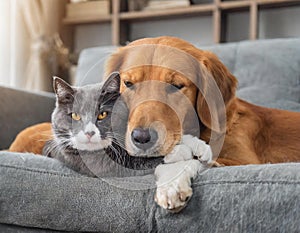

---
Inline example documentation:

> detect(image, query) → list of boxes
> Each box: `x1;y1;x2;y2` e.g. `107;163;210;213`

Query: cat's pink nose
85;131;95;139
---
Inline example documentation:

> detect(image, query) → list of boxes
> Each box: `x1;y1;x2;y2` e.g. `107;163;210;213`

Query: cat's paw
154;160;201;213
181;135;213;164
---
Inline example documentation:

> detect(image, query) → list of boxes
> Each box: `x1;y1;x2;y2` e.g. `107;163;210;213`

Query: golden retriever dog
105;36;300;211
105;36;300;165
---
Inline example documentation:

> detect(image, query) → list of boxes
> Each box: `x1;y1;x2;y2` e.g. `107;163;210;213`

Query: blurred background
0;0;300;92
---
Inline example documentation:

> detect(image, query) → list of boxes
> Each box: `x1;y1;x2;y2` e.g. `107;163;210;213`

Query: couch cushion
1;152;299;232
204;38;300;111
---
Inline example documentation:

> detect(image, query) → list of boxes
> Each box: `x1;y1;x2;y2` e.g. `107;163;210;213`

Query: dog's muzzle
131;127;158;151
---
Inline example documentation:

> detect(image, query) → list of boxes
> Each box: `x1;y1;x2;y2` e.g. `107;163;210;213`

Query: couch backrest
76;38;300;112
75;45;117;86
205;38;300;112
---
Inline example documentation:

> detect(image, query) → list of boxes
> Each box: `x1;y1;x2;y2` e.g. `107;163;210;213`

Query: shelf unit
63;0;300;46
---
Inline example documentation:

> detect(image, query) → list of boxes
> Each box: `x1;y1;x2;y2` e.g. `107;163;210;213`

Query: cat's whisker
109;145;119;158
108;137;125;145
43;140;68;156
112;136;126;143
106;133;125;143
107;132;127;141
111;141;126;151
112;141;135;156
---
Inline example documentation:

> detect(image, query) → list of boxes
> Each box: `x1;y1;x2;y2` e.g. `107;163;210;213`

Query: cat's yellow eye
71;113;81;121
98;112;107;120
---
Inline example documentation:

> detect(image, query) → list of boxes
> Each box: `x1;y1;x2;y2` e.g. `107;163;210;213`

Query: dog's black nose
131;127;158;150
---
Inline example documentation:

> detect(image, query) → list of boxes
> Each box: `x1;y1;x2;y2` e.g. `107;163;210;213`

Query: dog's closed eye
172;83;184;90
124;81;134;88
166;83;185;93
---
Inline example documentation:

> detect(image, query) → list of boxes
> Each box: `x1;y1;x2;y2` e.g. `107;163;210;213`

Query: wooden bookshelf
119;4;215;20
63;15;112;24
63;0;300;45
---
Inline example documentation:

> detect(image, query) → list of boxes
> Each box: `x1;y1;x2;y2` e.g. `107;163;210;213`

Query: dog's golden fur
9;122;52;154
106;36;300;165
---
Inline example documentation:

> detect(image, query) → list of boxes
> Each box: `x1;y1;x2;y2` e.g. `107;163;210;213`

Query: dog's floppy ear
196;52;237;133
104;48;125;78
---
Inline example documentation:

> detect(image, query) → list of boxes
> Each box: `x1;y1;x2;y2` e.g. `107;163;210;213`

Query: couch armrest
0;86;55;149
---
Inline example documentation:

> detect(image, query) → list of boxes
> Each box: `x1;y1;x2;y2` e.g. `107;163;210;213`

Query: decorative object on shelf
128;0;149;11
66;0;110;19
143;0;190;11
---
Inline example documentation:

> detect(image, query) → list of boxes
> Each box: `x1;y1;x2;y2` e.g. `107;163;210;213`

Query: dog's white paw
163;144;194;163
154;160;202;212
181;135;213;163
155;180;192;213
155;135;213;212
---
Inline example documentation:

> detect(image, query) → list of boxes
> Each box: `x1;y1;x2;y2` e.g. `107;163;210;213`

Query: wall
227;6;300;42
259;6;300;39
74;23;112;52
130;16;213;46
74;5;300;52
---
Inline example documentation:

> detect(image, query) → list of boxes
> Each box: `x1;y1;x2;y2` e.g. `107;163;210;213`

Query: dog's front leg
154;135;213;213
154;160;203;212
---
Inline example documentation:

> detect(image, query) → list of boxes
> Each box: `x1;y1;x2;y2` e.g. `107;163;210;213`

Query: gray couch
1;38;300;232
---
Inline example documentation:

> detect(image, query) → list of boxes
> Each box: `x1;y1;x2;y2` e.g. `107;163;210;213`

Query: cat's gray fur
44;73;162;177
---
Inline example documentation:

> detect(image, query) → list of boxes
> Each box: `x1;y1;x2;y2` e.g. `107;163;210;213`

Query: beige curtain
0;1;12;86
15;0;68;92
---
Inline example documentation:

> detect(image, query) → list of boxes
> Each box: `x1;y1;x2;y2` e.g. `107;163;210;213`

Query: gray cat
44;73;162;177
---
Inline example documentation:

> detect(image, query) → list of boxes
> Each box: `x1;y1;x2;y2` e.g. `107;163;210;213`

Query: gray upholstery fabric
0;86;55;149
0;152;299;232
75;46;117;87
0;38;300;232
0;224;62;233
204;38;300;111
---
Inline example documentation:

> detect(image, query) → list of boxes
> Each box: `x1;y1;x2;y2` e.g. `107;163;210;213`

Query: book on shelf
66;0;110;19
143;0;190;11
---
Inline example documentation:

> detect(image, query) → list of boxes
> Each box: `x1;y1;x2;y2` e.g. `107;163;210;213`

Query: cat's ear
102;72;120;94
53;76;74;104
